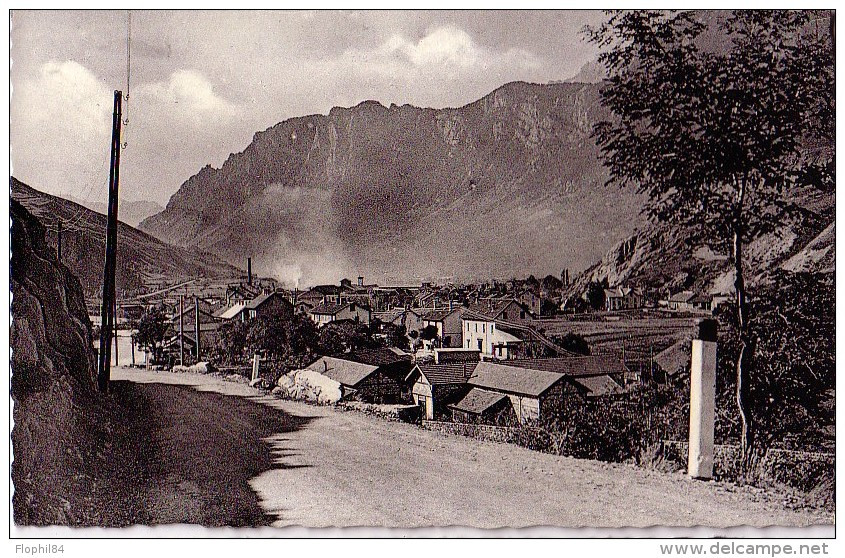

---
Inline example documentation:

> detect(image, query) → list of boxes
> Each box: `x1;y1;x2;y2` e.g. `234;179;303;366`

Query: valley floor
80;368;832;531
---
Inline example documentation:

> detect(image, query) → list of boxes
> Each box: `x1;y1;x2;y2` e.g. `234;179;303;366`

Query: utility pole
194;297;201;361
97;90;123;393
57;222;62;263
113;297;119;366
179;294;184;365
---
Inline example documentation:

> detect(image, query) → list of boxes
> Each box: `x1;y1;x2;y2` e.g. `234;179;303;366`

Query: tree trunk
733;229;755;472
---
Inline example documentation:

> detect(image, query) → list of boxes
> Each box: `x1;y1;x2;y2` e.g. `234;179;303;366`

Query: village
9;8;835;536
97;258;721;429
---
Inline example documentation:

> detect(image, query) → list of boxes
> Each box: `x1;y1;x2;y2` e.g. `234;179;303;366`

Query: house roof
372;309;406;324
605;287;632;298
508;355;629;378
245;292;276;310
415;362;478;385
216;303;246;320
653;340;690;376
468;361;567;398
309;301;356;316
305;356;379;387
347;347;412;366
669;291;696;303
170;304;217;322
466;298;522;320
571;374;623;397
448;388;509;415
419;307;463;322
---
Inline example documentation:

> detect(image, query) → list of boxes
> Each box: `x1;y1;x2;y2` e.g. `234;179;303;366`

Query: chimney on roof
247;258;253;286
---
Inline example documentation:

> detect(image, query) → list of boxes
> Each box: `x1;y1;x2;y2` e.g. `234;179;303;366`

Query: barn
448;388;517;425
466;361;587;424
405;362;477;420
304;354;406;404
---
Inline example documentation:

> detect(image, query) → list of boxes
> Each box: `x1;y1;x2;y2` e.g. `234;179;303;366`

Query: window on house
502;311;508;320
477;339;483;351
520;311;526;319
482;324;486;333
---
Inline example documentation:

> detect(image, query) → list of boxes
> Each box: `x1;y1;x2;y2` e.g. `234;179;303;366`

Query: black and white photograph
6;4;838;545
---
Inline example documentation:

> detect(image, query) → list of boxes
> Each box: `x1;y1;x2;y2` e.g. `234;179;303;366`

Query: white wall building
462;316;522;359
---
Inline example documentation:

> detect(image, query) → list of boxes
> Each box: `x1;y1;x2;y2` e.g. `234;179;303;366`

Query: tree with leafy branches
132;305;170;364
588;10;833;466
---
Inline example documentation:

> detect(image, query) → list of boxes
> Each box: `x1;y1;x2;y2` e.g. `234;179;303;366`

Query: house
515;289;542;317
690;294;714;312
667;291;696;311
419;306;466;348
308;301;371;326
448;388;517;425
507;355;628;397
652;340;690;384
468;298;533;324
163;322;222;359
433;347;481;364
298;284;344;307
406;361;477;419
244;291;293;320
225;283;261;306
304;355;406;403
215;302;247;322
170;298;218;327
461;308;571;360
464;360;587;423
604;286;644;311
462;311;524;358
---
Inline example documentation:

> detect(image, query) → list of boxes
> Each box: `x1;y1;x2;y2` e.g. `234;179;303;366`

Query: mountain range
11;177;241;297
139;81;648;287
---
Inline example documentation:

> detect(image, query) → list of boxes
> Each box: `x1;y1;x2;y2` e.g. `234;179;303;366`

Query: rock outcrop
11;199;103;525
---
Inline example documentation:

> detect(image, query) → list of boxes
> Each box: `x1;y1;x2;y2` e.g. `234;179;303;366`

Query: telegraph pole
179;294;185;365
194;297;201;360
113;297;119;366
97;90;123;393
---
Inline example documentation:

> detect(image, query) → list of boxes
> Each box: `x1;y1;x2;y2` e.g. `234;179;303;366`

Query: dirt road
112;368;833;529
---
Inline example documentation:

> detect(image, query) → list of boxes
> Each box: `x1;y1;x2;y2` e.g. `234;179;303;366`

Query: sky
10;10;604;206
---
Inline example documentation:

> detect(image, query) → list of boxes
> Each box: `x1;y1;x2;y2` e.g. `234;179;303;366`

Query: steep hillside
66;195;163;227
567;189;835;297
11;177;241;297
140;81;647;286
11;200;115;524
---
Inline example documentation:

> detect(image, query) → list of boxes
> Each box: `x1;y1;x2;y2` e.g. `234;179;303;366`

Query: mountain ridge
11;177;242;296
139;81;648;286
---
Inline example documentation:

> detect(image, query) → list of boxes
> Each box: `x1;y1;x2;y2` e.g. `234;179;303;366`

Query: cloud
11;60;113;201
347;25;541;75
137;69;241;123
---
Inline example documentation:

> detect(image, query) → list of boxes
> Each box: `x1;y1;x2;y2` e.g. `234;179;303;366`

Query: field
532;313;699;371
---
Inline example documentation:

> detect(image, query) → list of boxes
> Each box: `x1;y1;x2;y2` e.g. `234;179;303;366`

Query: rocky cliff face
566;188;835;298
11;200;103;524
140;81;647;285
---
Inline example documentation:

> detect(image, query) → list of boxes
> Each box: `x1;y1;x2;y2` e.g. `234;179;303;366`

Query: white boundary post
688;319;718;480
